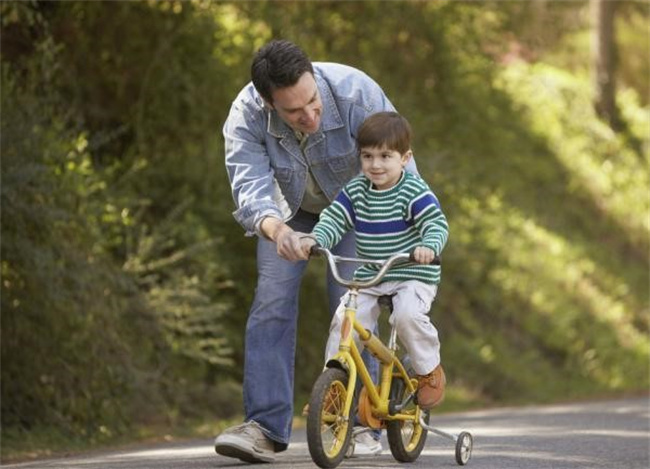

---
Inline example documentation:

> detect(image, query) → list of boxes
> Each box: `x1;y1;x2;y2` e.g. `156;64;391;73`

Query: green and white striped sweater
313;171;449;284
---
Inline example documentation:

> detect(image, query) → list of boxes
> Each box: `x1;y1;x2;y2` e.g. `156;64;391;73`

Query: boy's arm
312;190;356;249
410;190;449;257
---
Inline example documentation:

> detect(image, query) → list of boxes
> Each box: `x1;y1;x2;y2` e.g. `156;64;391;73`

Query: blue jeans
243;210;378;449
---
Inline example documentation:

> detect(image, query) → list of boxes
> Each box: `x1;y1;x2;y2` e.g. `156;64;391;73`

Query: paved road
3;397;649;469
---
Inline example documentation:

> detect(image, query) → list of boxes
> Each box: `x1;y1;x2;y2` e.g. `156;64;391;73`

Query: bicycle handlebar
310;245;440;289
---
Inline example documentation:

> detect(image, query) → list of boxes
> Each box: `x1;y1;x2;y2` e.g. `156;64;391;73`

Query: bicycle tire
386;375;429;462
307;368;354;469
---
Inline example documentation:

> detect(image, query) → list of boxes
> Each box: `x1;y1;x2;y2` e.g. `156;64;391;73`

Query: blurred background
1;0;648;461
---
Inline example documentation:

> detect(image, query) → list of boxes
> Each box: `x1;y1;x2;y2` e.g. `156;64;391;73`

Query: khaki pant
325;280;440;376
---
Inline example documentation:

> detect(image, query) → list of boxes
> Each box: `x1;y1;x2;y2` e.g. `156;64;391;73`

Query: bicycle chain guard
357;386;383;429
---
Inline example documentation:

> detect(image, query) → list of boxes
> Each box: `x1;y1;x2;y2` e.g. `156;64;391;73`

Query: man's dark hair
357;112;413;155
251;39;314;105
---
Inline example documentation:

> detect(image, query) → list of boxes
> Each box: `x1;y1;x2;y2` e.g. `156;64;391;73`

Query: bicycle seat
378;295;394;313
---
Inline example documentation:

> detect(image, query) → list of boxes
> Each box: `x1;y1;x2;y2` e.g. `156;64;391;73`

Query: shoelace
419;370;442;388
231;422;263;438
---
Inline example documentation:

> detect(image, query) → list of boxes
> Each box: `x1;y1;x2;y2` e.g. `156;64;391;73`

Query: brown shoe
417;365;446;410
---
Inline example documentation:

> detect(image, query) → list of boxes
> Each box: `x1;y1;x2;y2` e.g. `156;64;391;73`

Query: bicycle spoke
320;380;348;455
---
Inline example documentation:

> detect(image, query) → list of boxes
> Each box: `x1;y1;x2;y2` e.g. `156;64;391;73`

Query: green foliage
1;1;240;453
427;56;649;402
1;28;161;440
1;0;648;459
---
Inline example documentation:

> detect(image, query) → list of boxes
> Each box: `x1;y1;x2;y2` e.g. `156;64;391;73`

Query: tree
591;0;621;129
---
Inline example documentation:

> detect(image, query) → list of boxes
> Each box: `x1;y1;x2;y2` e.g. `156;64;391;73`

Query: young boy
300;111;449;409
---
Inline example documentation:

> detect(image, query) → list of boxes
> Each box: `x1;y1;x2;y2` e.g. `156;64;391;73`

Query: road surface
3;396;648;468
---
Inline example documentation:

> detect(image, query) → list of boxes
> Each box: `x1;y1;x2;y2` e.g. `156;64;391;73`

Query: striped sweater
313;171;449;284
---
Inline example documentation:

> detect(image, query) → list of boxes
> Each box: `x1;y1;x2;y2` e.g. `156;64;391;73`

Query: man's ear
263;99;274;111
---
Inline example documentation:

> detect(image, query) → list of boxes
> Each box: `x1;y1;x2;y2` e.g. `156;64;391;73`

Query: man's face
269;72;322;135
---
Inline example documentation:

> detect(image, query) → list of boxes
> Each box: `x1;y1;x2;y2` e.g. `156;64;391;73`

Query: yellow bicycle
306;246;473;468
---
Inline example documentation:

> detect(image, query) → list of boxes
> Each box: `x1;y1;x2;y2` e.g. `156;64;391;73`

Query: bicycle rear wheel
307;368;354;469
386;375;429;462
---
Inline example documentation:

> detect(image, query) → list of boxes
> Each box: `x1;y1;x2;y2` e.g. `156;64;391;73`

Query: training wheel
455;431;473;465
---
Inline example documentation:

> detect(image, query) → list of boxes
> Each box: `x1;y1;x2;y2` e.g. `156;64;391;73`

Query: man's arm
224;88;286;236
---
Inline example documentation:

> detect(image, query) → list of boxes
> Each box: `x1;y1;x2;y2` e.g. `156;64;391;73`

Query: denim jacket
224;62;416;236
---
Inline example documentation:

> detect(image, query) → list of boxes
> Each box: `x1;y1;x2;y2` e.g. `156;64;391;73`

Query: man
215;39;417;463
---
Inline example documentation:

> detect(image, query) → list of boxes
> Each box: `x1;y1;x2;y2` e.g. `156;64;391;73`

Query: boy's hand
413;246;436;264
299;236;317;258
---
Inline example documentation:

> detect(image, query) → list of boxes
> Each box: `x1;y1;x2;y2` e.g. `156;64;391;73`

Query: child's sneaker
416;365;446;410
346;427;382;458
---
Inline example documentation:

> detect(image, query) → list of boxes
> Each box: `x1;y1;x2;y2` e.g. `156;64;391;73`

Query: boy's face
268;72;322;135
360;145;411;190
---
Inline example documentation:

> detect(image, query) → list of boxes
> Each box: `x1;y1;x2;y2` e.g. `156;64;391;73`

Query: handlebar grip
309;243;323;257
409;248;441;265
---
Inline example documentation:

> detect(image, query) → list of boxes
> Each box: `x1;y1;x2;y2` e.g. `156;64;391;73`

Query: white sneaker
214;421;276;463
346;427;382;458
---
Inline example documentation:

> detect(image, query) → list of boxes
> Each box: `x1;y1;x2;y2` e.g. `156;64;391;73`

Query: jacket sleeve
223;96;285;236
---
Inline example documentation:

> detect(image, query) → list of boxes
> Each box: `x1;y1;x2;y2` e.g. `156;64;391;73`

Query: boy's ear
402;150;413;164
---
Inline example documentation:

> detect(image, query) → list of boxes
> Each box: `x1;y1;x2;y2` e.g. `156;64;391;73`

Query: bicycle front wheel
386;375;429;462
307;368;354;469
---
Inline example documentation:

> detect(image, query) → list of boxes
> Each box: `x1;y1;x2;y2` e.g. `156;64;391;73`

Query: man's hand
275;226;310;261
299;236;317;259
261;217;309;261
412;246;436;264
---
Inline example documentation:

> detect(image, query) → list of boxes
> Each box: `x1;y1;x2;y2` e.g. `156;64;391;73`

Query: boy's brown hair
357;111;412;155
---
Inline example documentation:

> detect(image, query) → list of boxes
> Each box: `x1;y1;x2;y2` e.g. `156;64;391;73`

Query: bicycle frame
329;288;418;421
308;246;473;468
314;247;425;423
